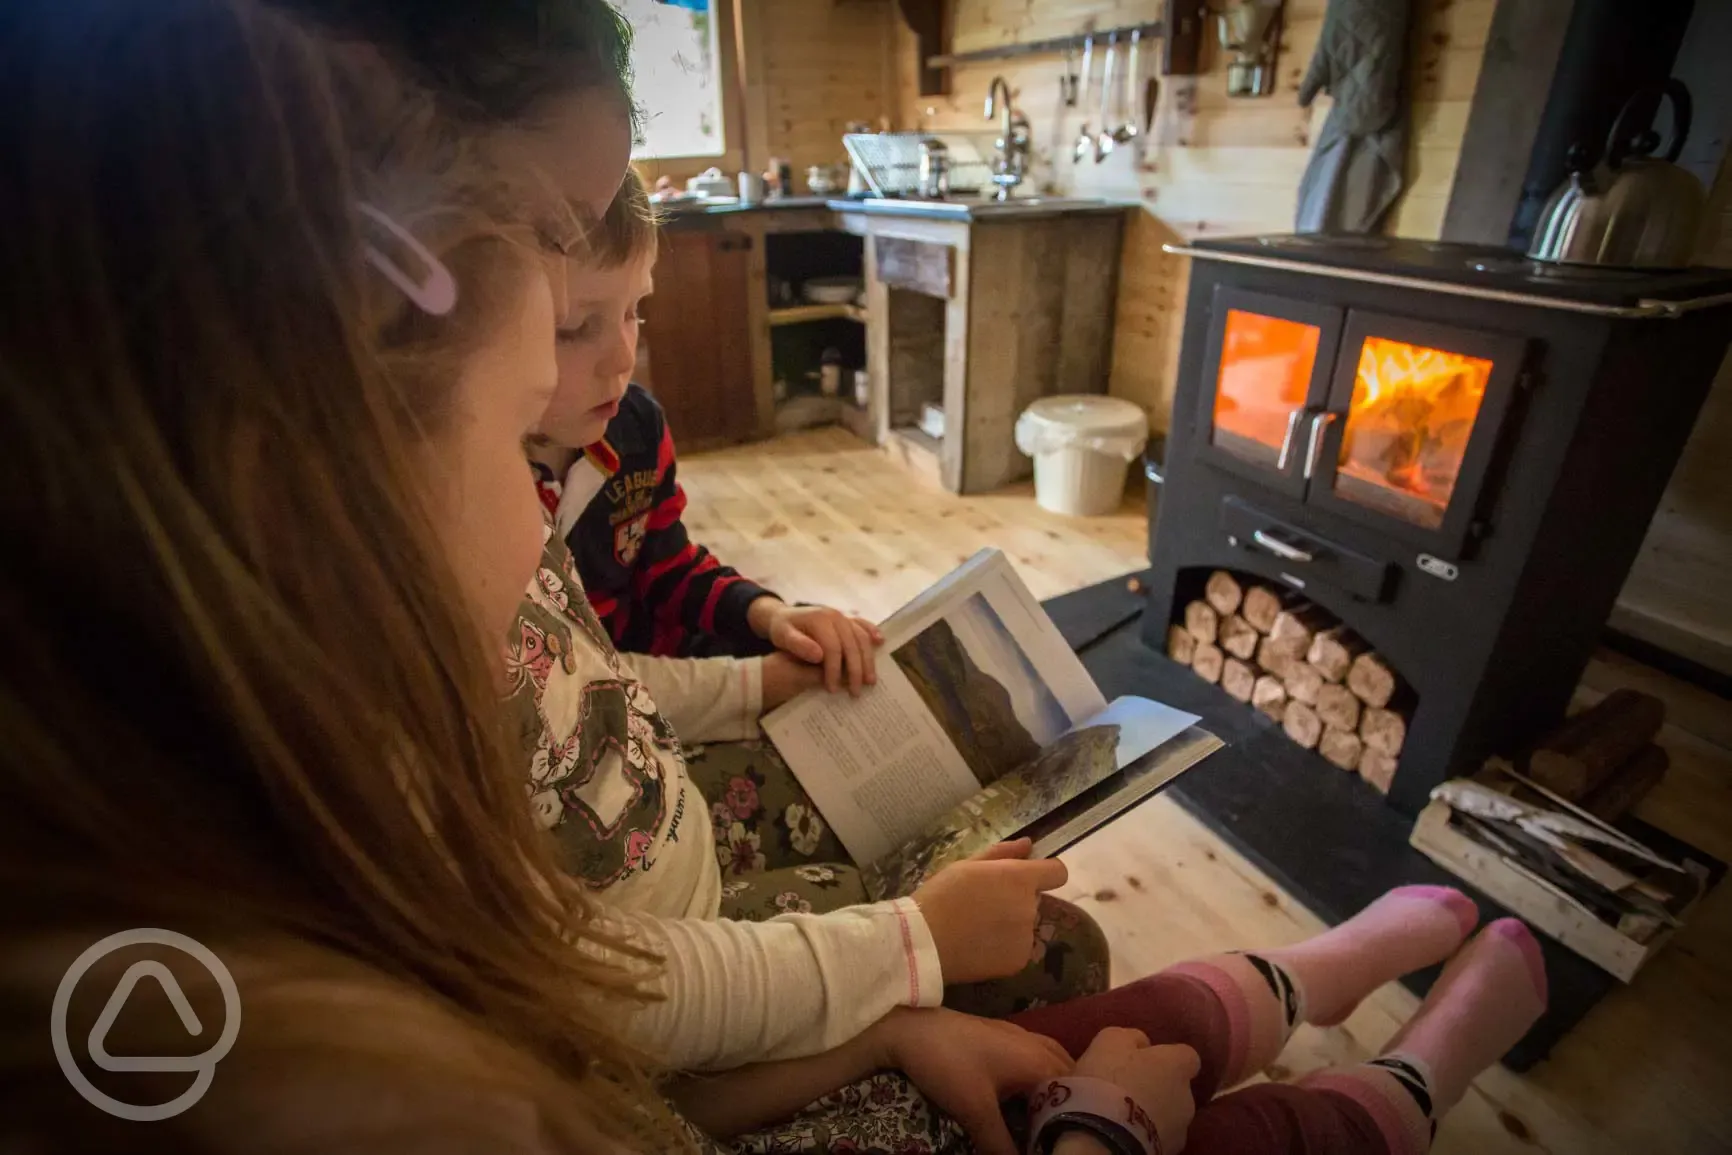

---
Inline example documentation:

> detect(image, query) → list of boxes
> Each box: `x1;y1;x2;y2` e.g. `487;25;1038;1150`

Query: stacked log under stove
1167;570;1410;794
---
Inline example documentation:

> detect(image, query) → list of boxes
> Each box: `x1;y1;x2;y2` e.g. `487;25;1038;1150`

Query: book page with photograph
761;550;1109;863
857;697;1208;900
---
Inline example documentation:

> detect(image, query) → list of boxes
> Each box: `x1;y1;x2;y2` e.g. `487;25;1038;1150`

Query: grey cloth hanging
1294;0;1413;233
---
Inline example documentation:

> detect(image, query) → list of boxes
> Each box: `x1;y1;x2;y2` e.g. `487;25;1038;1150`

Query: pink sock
1158;886;1478;1090
1261;885;1480;1026
1377;918;1548;1114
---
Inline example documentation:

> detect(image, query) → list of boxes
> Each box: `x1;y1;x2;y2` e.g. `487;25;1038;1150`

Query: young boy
529;170;881;695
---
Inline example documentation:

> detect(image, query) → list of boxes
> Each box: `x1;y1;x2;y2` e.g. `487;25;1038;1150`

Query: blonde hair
0;0;676;1148
582;168;661;269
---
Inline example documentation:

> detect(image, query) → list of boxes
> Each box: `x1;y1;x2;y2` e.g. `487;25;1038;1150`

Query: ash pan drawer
1219;497;1396;603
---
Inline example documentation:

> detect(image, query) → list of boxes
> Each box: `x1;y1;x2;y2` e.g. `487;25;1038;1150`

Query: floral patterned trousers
683;739;1110;1021
682;737;1111;1154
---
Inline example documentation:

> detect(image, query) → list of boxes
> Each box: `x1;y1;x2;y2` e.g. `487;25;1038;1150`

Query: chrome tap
984;76;1030;201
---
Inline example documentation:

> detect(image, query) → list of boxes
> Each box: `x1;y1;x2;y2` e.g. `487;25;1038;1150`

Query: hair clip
358;202;458;316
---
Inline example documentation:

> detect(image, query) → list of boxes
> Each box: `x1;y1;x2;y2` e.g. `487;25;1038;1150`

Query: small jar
819;348;843;397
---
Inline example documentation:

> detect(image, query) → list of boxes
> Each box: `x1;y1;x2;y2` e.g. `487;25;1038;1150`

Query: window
623;0;726;160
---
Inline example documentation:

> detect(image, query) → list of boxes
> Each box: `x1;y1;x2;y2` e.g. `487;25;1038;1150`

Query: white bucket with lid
1015;394;1149;516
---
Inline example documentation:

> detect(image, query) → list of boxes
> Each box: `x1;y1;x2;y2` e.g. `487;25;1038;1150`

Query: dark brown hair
276;0;637;126
0;0;671;1148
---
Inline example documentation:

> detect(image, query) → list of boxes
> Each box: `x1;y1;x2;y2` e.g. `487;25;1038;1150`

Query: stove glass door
1212;309;1323;469
1307;310;1529;556
1196;287;1343;496
1330;335;1495;530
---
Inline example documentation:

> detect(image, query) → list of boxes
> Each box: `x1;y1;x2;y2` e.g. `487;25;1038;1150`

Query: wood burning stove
1144;234;1732;815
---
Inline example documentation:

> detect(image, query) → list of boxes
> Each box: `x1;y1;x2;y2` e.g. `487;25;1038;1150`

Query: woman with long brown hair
0;0;674;1147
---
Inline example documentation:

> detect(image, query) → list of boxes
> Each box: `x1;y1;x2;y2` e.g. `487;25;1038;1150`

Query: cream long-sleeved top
506;528;942;1071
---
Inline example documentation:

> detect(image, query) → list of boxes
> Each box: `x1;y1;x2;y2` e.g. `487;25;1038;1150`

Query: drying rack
842;132;1000;199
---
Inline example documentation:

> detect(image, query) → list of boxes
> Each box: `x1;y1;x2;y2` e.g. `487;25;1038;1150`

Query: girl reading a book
293;0;1118;1043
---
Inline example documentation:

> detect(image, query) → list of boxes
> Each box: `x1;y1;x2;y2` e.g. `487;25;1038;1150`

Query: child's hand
911;838;1068;984
869;1008;1072;1155
760;652;825;710
1072;1028;1200;1154
749;598;883;696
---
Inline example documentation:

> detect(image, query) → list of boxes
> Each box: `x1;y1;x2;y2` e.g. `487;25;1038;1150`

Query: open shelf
769;303;868;327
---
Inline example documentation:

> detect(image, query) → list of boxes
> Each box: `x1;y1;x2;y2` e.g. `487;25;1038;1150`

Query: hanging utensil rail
926;20;1164;69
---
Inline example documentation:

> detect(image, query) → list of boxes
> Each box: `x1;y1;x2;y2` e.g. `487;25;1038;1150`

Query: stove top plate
1195;234;1732;307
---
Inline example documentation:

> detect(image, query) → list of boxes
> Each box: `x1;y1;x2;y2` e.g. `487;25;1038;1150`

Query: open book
762;550;1222;900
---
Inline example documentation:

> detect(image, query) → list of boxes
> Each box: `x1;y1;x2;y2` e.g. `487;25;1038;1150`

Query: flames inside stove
1334;337;1493;529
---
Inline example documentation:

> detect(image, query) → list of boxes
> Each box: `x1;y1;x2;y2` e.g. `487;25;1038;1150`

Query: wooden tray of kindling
1409;773;1711;983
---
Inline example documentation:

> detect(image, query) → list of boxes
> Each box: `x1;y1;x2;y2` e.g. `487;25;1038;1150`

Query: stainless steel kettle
1528;80;1706;268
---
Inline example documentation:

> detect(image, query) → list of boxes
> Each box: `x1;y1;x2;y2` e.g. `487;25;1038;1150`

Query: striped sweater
533;384;774;658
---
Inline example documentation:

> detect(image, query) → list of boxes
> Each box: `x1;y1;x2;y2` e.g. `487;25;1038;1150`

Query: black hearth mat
1045;569;1150;652
1037;575;1723;1074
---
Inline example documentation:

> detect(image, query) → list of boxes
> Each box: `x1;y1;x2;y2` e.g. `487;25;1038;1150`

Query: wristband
1028;1077;1161;1155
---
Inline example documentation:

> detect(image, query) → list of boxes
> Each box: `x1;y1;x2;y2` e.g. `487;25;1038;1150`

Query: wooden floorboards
682;427;1732;1155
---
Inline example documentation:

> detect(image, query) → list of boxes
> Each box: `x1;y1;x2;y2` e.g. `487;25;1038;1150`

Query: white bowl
804;276;862;304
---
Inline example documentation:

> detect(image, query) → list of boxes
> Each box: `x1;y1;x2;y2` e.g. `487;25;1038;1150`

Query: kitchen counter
827;196;1129;222
657;195;1129;223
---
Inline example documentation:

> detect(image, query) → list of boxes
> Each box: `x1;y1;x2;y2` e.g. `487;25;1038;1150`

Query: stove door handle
1251;529;1314;564
1276;408;1308;471
1303;411;1340;480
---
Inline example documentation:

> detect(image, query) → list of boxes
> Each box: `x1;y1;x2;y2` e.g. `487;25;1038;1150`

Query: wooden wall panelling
1440;0;1575;245
1107;215;1190;437
1612;143;1732;676
737;0;772;174
1382;0;1500;239
755;0;899;184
